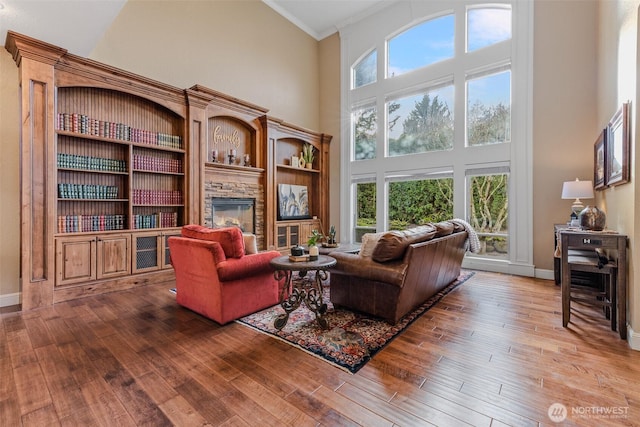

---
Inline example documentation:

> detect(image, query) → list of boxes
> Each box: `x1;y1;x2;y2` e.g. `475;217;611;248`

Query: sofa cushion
360;231;385;258
181;224;245;258
433;221;455;237
371;224;437;263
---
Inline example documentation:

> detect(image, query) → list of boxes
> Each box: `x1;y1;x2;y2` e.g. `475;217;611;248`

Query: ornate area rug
236;270;475;373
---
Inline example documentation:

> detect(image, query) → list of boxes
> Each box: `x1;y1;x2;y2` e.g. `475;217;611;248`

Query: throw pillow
243;233;258;254
360;232;384;258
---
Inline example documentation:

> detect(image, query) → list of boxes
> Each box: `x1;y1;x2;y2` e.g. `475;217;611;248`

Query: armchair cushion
217;251;280;281
181;224;245;258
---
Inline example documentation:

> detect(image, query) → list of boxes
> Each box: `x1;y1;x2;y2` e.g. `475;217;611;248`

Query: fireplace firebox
211;197;256;233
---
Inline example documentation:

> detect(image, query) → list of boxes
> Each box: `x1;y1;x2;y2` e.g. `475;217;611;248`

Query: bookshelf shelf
276;164;320;174
58;168;129;175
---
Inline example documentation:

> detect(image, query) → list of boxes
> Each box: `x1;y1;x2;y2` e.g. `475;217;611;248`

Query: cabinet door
56;236;97;286
97;234;131;279
299;220;321;245
132;232;162;274
162;231;180;269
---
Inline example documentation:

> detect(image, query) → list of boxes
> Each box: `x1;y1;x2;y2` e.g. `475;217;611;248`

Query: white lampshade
561;178;594;219
561;179;594;200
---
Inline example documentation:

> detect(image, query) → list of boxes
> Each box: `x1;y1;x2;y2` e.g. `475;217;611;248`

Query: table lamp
561;178;594;223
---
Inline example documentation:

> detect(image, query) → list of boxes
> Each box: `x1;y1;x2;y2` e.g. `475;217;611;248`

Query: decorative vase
579;206;606;231
308;245;319;261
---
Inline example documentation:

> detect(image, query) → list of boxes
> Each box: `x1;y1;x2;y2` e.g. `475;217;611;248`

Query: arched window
342;1;531;273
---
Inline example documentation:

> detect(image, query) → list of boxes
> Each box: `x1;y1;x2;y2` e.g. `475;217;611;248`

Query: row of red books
132;155;183;173
132;189;183;205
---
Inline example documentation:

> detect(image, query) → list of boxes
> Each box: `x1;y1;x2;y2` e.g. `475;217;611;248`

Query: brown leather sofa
329;221;468;324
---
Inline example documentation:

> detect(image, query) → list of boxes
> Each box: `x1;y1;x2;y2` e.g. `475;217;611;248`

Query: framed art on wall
277;184;310;220
606;102;631;187
594;129;607;190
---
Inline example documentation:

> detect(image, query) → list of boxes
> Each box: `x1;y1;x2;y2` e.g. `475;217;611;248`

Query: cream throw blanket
451;218;482;253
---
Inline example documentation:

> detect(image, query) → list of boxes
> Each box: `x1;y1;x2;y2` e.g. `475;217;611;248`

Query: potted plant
307;229;323;260
302;143;315;169
327;225;337;246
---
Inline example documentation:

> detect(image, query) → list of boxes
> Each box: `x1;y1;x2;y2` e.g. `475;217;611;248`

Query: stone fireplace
204;165;265;248
211;197;255;233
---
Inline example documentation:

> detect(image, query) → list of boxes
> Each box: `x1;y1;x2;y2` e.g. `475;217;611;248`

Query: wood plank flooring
1;271;638;426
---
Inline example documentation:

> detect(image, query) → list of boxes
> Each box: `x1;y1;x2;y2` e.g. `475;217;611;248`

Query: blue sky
385;7;511;139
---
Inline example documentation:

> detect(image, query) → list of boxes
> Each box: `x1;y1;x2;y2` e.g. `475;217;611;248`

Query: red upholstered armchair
168;225;281;324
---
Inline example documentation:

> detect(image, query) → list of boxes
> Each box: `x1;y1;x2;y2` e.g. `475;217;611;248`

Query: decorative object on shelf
302;143;315;169
211;149;218;163
307;229;323;261
277;184;311;220
561;178;594;225
243;153;250;167
298;156;306;168
579;206;606;231
291;155;299;168
606;102;631;187
593;129;607;190
228;149;236;165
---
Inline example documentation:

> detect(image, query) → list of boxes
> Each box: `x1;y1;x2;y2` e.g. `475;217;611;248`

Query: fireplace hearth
211;197;256;233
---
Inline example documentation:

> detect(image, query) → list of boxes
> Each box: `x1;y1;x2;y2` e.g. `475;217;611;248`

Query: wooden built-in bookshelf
6;31;331;309
6;31;193;309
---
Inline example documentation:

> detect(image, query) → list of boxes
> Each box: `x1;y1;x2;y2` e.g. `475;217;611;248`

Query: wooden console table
559;230;627;339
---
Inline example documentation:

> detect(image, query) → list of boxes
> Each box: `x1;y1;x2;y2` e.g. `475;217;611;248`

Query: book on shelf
57;214;126;233
57;112;182;149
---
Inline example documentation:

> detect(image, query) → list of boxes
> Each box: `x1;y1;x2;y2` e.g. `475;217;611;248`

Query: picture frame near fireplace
278;184;311;220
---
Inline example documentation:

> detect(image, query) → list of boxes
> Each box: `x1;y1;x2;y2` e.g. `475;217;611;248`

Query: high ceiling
0;0;390;57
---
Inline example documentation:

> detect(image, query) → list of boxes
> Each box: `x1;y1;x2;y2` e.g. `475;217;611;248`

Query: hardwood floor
1;271;638;426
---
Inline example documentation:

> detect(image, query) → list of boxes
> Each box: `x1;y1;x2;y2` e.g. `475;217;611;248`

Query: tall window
353;104;377;160
467;69;511;146
467;171;509;259
343;1;531;272
387;84;454;156
388;14;455;77
354;180;376;242
353;50;377;89
388;176;453;230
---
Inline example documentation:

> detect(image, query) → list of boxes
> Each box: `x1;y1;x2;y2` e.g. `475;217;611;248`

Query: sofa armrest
217;250;281;282
331;252;407;287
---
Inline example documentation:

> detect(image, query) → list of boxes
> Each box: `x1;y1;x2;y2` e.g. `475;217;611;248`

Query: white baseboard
0;292;20;308
626;325;640;351
535;268;555;281
461;258;536;277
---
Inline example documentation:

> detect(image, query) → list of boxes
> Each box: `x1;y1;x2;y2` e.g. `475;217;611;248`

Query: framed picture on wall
606;102;631;187
593;129;607;190
277;184;311;220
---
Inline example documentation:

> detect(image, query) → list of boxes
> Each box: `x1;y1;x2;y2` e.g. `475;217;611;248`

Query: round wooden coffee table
269;255;336;330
